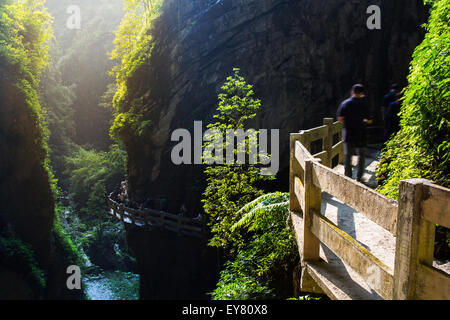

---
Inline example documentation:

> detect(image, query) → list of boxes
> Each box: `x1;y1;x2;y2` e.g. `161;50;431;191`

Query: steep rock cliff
0;70;84;300
0;3;83;299
122;0;427;211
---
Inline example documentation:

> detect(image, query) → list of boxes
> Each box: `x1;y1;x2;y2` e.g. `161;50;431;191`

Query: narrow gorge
2;0;448;302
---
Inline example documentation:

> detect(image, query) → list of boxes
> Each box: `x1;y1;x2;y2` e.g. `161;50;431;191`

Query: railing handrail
290;118;450;300
107;194;206;237
394;178;450;299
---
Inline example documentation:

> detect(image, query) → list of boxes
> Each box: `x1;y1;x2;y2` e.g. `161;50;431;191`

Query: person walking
337;84;373;182
384;92;403;139
381;84;400;141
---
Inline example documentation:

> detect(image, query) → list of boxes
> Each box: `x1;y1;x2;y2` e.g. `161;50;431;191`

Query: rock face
124;0;427;212
0;46;82;301
121;0;427;299
125;225;219;299
0;81;55;266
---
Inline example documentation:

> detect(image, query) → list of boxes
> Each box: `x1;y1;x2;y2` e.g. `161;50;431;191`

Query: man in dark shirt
337;84;373;181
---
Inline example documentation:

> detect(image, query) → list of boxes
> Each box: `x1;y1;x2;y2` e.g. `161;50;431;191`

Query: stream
84;270;139;300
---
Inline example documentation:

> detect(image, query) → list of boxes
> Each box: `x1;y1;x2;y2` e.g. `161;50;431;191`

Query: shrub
212;193;300;300
376;0;449;196
376;0;449;258
0;236;46;297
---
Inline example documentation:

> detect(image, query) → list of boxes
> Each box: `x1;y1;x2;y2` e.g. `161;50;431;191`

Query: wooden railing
107;195;206;238
296;118;344;168
395;179;450;299
290;118;450;300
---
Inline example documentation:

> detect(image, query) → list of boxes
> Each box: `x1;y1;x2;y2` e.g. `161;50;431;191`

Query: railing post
393;179;435;300
119;204;125;223
323;118;333;168
289;133;303;213
302;159;321;262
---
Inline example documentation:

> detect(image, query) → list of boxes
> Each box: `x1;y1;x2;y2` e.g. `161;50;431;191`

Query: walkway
290;118;450;300
107;195;207;238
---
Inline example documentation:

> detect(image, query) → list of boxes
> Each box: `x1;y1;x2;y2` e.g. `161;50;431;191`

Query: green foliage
56;203;136;274
204;70;294;299
202;68;274;253
53;207;85;268
0;0;53;158
376;0;450;198
212;68;263;128
212;271;275;300
109;0;164;141
1;0;53;85
64;144;127;216
106;270;139;300
0;0;54;177
44;0;124;149
86;221;136;271
212;193;300;300
41;62;77;187
58;143;135;273
376;0;449;258
0;236;46;296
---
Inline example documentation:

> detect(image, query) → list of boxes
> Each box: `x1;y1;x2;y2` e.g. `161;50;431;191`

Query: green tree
64;144;127;217
202;68;274;254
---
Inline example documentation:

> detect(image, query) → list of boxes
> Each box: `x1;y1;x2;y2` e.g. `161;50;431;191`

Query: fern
212;192;299;300
232;192;289;232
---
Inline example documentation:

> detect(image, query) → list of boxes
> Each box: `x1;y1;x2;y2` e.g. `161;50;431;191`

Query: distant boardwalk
290;118;450;300
107;194;207;238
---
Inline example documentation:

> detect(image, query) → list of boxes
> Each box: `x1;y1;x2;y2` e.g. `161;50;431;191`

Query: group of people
115;180;128;203
113;181;204;222
337;83;403;182
113;180;168;212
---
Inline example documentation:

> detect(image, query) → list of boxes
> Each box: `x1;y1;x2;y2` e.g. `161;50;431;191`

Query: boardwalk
290;118;450;300
107;196;207;238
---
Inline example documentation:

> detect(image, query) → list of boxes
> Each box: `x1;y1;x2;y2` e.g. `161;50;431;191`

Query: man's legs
344;142;354;178
356;147;366;181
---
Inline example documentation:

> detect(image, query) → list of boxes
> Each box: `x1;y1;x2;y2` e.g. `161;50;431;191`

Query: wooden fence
107;195;206;238
290;118;450;300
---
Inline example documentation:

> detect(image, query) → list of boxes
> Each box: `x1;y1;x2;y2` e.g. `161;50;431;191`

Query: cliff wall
121;0;427;299
123;0;427;212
